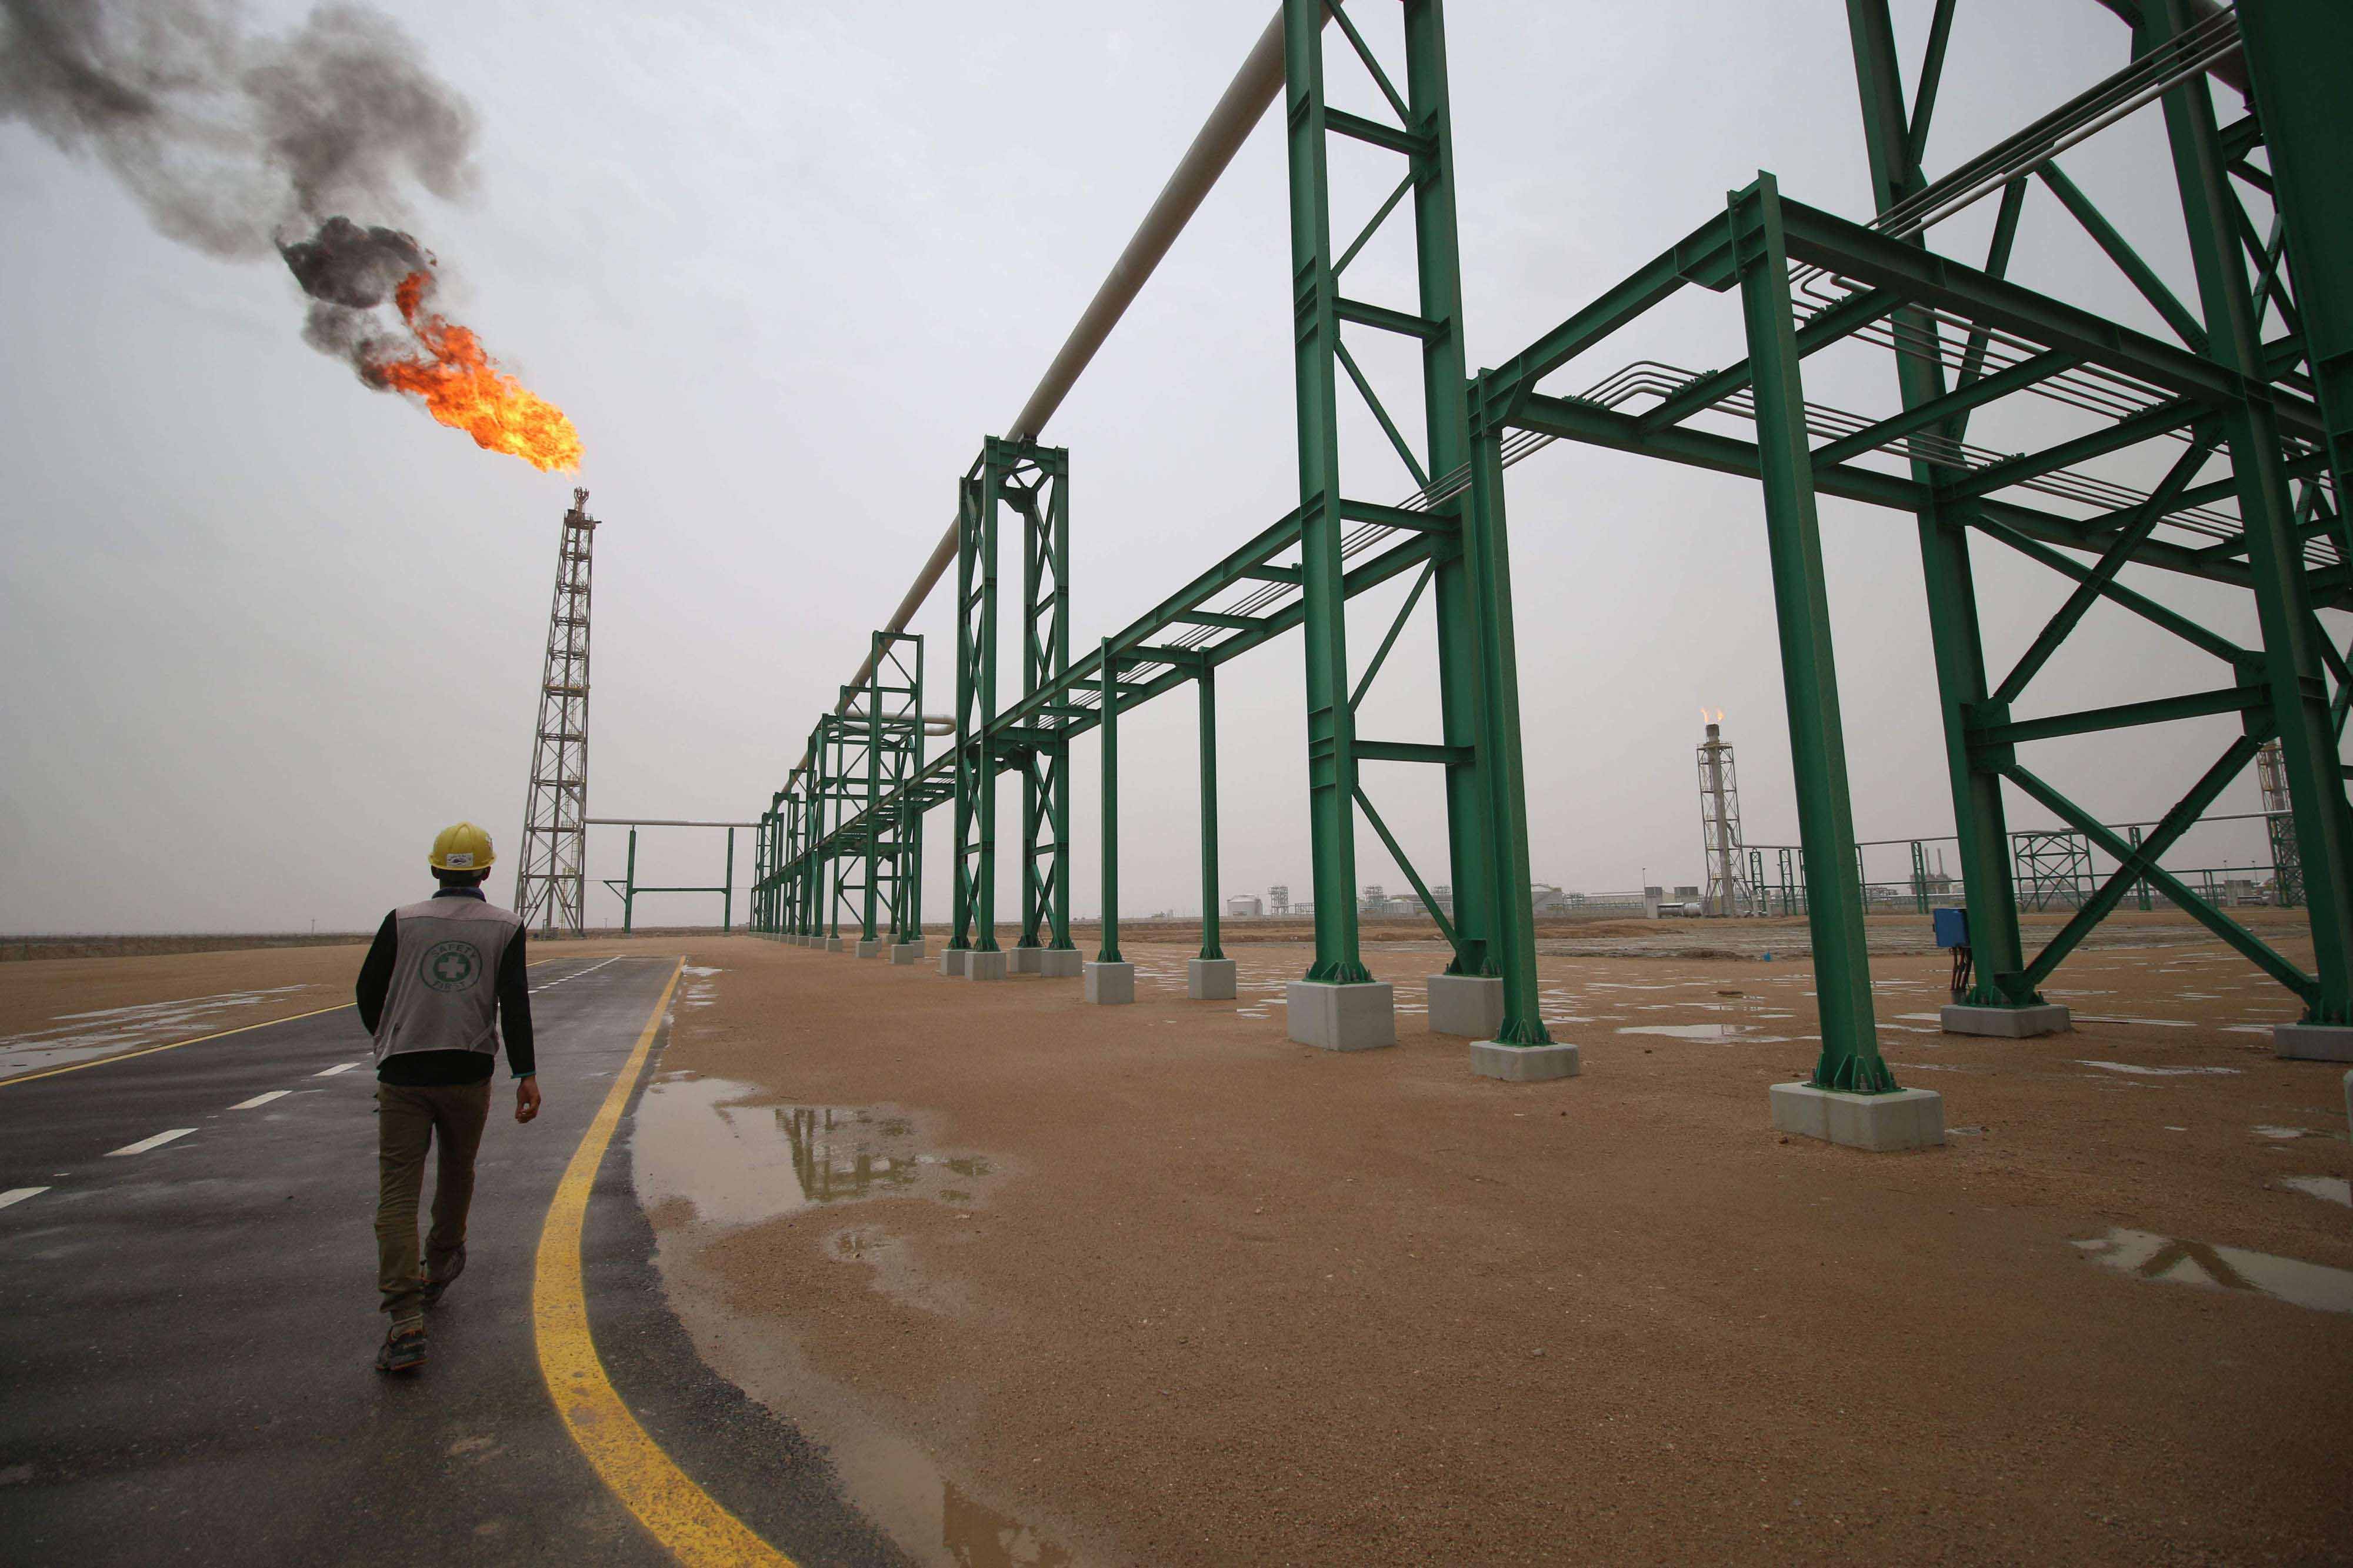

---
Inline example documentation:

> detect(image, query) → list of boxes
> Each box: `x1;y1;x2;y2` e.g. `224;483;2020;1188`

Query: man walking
355;822;542;1374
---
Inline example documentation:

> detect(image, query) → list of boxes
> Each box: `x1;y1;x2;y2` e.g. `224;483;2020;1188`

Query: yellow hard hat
428;822;496;872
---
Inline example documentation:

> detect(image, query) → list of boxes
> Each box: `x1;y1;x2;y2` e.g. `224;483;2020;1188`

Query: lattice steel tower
2257;740;2303;909
1698;713;1755;918
514;488;598;935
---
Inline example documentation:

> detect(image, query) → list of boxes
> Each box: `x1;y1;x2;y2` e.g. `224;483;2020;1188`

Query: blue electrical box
1932;907;1969;949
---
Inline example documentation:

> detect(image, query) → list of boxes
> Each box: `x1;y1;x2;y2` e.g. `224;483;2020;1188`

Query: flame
1700;706;1724;725
367;272;583;472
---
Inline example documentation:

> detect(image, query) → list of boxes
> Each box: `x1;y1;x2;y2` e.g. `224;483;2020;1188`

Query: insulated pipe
788;3;1327;784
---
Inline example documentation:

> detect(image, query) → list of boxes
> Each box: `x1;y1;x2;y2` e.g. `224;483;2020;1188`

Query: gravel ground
644;926;2353;1566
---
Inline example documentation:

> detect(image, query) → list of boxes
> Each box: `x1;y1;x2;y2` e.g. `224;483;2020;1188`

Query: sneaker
375;1319;426;1374
421;1246;466;1307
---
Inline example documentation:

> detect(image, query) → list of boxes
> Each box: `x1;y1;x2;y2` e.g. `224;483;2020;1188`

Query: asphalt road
0;953;906;1567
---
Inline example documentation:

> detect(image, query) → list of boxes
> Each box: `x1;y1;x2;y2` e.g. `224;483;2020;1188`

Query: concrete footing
1008;947;1042;975
1770;1082;1945;1152
1942;1003;2070;1038
1469;1041;1580;1082
1287;981;1395;1051
855;939;882;959
939;949;967;978
1428;974;1505;1039
1085;961;1135;1005
825;936;848;953
1039;949;1083;979
965;951;1007;982
2277;1023;2353;1063
1188;958;1237;1000
889;943;921;965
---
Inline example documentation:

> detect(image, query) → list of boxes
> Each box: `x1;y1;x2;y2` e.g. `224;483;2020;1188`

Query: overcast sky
1;0;2334;935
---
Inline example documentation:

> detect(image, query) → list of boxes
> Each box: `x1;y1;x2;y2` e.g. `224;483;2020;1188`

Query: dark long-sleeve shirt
356;886;536;1085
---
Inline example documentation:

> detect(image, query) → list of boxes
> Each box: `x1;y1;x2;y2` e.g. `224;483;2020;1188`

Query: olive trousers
374;1079;491;1321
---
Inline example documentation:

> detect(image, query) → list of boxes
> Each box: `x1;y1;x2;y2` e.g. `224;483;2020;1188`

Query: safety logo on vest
421;939;483;992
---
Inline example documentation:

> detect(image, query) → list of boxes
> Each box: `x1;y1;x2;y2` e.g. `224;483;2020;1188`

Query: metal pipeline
2091;0;2247;95
787;3;1325;788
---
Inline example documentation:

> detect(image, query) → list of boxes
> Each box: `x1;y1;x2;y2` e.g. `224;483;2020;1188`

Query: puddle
2075;1060;2239;1077
1615;1024;1791;1044
943;1480;1074;1567
634;1076;992;1228
634;1081;1071;1564
2280;1176;2352;1208
682;965;724;977
2255;1125;2319;1141
652;1248;1082;1567
2074;1227;2353;1315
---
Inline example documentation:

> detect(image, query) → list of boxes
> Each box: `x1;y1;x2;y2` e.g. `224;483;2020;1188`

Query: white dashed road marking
531;955;622;995
230;1090;292;1109
107;1129;195;1156
314;1063;359;1077
0;1186;51;1209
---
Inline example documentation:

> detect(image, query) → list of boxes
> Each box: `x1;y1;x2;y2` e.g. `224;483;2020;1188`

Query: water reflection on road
634;1075;994;1227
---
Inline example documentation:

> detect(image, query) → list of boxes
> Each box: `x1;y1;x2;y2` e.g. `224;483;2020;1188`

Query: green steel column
789;793;806;937
861;653;883;944
1018;473;1041;954
1049;455;1074;954
952;462;1001;953
1404;0;1496;982
799;789;814;938
902;634;927;945
1734;175;1895;1092
622;826;637;936
1199;660;1224;962
1098;638;1122;965
724;825;734;934
949;482;977;952
1845;0;2037;1006
816;721;836;940
1281;0;1368;986
2144;0;2353;1023
749;815;765;933
1460;399;1556;1046
2239;0;2353;518
1018;445;1072;955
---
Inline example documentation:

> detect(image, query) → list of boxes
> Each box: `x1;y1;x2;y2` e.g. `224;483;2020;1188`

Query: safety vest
371;896;523;1063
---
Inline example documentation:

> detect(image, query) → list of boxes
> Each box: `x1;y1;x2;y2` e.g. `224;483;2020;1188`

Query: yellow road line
530;957;793;1566
0;1003;357;1089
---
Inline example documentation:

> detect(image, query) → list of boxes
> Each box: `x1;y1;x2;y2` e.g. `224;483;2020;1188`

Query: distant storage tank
1227;895;1264;918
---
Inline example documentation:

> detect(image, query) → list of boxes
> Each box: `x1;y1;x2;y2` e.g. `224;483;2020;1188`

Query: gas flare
362;272;582;473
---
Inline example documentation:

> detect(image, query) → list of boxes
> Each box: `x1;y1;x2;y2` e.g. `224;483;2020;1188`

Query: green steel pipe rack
754;0;2352;1089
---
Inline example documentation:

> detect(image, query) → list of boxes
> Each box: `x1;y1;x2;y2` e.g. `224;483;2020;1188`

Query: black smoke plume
0;0;477;376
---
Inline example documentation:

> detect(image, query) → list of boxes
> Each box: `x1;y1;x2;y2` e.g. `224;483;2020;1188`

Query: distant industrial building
1227;895;1264;918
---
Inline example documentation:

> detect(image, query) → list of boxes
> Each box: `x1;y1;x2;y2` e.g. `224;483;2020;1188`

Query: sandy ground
645;927;2353;1567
